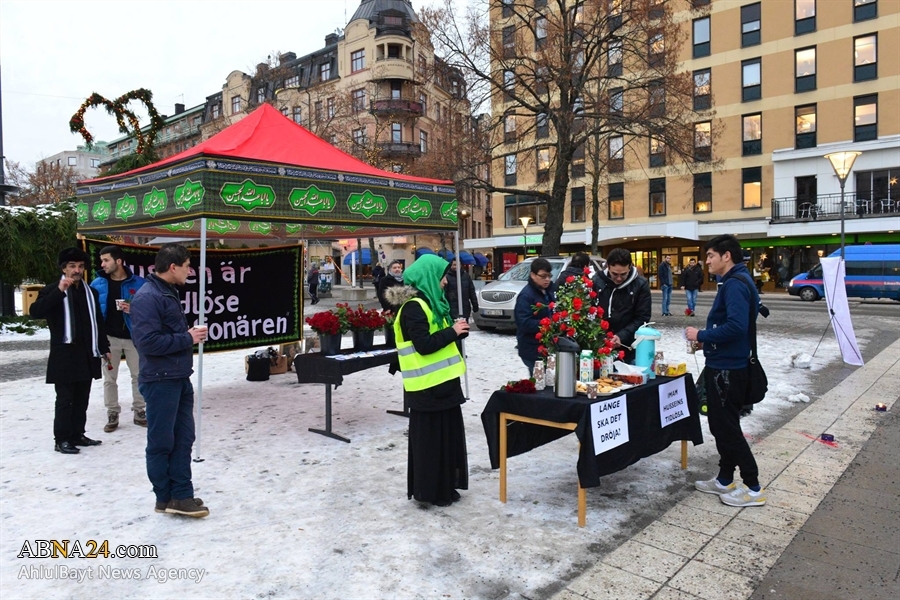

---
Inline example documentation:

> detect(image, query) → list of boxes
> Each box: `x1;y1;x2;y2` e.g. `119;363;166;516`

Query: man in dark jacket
679;258;704;316
445;262;479;321
30;247;110;454
685;234;765;508
90;245;147;432
659;254;673;316
307;264;320;305
593;248;652;364
514;258;555;376
377;260;405;313
555;252;590;288
131;244;209;518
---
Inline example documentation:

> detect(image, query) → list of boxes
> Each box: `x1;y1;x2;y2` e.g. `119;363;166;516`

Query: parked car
788;244;900;302
473;255;604;331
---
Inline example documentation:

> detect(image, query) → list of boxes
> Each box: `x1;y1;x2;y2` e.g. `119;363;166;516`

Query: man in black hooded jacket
593;248;652;364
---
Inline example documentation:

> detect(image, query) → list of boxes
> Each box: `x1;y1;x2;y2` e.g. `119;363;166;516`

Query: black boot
72;435;102;446
55;441;80;454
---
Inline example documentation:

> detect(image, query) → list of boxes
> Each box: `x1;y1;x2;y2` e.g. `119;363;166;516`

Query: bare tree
420;0;718;255
3;160;79;206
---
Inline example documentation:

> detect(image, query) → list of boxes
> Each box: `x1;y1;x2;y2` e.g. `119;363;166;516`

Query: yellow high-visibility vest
394;298;466;392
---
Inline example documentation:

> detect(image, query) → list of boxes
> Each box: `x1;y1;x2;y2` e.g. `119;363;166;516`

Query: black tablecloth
481;374;704;488
293;345;399;387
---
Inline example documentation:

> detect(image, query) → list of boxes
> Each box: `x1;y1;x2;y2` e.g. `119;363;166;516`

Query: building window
693;173;712;213
649;81;665;118
854;94;877;142
693;17;710;58
231;96;241;114
391;122;402;143
609;182;624;220
352;127;367;146
212;104;220;119
67;156;78;166
742;167;762;209
854;34;877;82
390;81;402;100
742;58;761;101
535;66;548;96
90;158;100;168
795;104;816;148
535;0;547;7
609;87;623;116
420;130;428;153
280;106;289;117
693;69;711;110
609;0;623;30
504;111;517;143
351;49;365;72
319;62;331;81
257;87;267;104
648;31;664;67
649;178;666;216
501;0;513;18
609;136;624;173
694;122;711;162
649;137;665;167
573;96;584;120
535;16;547;49
327;97;335;118
293;106;302;124
855;0;877;22
502;26;516;57
608;39;623;76
571;187;585;223
285;74;299;88
315;101;323;122
352;89;366;113
742;113;762;156
503;69;515;99
505;154;517;186
571;144;585;178
536;112;549;139
504;195;545;228
741;3;761;47
536;149;550;183
795;47;816;92
795;0;815;35
419;93;427;116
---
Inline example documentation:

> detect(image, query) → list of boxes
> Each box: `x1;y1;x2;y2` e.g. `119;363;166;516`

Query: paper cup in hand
115;299;126;311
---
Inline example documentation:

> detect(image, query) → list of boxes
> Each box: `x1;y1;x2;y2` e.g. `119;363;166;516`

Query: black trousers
54;381;92;444
705;366;760;488
308;284;318;302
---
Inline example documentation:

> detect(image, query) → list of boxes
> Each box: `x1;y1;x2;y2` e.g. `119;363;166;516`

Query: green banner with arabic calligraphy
76;158;458;239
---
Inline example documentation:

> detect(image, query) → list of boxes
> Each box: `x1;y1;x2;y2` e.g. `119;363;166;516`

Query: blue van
788;244;900;301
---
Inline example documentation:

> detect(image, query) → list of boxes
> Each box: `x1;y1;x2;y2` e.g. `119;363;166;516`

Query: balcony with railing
771;192;898;222
370;98;423;118
377;142;422;159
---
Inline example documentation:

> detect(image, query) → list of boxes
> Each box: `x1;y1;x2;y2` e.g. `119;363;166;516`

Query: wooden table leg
577;484;586;527
681;440;688;469
499;413;508;503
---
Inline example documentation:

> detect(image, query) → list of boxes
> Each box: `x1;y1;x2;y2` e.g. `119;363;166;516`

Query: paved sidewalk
553;338;900;600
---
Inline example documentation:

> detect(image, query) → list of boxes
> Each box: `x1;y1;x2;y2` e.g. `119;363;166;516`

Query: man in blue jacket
685;234;765;508
131;244;209;518
90;245;146;432
514;258;555;376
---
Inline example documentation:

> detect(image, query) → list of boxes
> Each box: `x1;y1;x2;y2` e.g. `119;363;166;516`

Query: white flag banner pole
195;217;207;461
820;256;864;366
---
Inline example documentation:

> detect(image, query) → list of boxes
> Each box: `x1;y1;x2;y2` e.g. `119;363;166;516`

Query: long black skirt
407;405;468;505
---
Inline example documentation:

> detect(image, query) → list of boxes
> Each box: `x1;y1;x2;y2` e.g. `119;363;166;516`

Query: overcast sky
1;0;457;167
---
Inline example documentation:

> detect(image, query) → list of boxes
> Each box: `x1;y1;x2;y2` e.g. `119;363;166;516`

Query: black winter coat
377;276;405;312
30;282;109;384
594;267;652;362
445;270;479;319
514;278;555;362
679;265;704;290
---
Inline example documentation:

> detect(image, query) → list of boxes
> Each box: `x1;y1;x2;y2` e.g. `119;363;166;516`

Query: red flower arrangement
534;267;625;368
305;304;352;335
348;305;387;332
502;378;537;394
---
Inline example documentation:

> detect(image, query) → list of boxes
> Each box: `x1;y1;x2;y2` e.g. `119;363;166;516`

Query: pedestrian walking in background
680;258;704;317
90;245;147;432
658;255;673;316
388;254;469;508
30;247;110;454
307;263;320;305
131;244;209;518
685;234;766;508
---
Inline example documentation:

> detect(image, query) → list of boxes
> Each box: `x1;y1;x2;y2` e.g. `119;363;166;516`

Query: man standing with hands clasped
90;245;147;432
685;234;766;507
658;254;673;316
131;244;209;517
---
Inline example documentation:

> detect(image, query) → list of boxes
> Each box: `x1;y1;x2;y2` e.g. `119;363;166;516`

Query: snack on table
664;362;687;377
611;372;646;386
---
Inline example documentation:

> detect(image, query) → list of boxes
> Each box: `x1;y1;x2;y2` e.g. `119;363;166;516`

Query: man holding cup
90;245;146;432
131;244;209;518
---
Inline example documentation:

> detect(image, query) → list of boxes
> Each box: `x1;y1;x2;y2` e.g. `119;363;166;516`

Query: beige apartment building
468;0;899;289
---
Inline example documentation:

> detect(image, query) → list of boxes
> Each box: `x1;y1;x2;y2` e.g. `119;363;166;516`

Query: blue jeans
685;289;699;312
661;285;672;314
139;379;196;503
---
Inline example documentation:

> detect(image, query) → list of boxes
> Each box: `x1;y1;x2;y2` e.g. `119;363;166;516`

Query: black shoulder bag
739;276;767;404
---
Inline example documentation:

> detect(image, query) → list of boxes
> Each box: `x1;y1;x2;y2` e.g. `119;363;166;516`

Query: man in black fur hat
30;247;110;454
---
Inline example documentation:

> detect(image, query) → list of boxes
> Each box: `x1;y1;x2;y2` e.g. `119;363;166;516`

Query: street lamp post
519;216;532;258
824;151;862;259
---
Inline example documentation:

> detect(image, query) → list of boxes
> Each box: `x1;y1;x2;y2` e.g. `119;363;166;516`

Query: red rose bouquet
348;305;387;332
305;304;352;335
502;378;537;394
534;267;625;368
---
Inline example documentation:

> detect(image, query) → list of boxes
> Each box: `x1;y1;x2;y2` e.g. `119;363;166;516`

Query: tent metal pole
194;218;207;463
454;231;470;401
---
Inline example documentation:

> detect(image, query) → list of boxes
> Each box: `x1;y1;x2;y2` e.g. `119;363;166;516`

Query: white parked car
473;255;604;332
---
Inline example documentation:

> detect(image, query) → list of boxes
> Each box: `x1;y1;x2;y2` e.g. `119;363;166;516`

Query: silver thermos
554;337;580;398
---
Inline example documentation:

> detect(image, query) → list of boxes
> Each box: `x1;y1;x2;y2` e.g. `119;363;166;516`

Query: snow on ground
0;319;854;599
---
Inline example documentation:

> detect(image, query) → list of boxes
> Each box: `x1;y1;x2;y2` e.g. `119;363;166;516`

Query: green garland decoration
69;89;166;155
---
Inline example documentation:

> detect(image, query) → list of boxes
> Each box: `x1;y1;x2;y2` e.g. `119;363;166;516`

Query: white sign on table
658;377;689;427
590;396;629;455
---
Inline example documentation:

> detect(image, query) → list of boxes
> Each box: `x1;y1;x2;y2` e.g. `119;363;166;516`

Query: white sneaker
720;485;767;507
694;478;739;495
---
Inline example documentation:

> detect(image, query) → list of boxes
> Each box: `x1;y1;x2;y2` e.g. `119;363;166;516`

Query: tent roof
82;104;447;186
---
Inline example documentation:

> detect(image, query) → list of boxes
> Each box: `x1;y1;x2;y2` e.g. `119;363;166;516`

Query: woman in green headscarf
385;254;470;507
